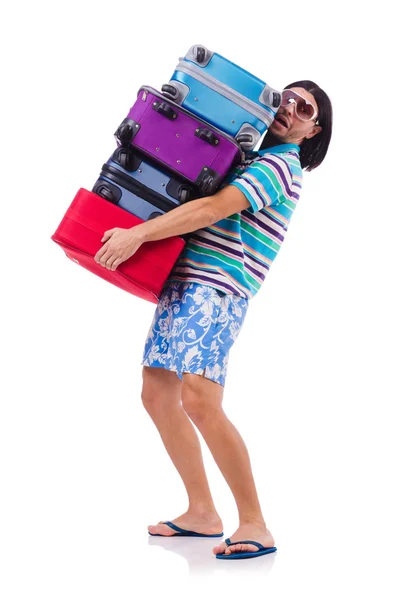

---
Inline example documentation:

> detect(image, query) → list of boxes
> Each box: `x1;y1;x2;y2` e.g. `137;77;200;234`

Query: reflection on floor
148;535;277;577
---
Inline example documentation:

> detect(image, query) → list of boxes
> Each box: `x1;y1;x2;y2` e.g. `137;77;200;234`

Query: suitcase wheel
115;121;134;145
161;83;179;100
236;132;254;146
195;46;206;63
113;147;134;170
200;174;215;195
93;182;117;203
195;127;219;146
272;92;281;108
179;187;190;203
148;211;163;220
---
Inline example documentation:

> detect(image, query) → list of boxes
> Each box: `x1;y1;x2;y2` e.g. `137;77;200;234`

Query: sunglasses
281;89;318;123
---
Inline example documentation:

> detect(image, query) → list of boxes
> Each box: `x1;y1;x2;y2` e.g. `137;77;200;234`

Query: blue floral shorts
141;281;249;387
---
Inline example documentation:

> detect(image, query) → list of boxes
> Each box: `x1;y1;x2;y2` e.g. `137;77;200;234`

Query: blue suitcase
92;147;198;221
162;44;282;151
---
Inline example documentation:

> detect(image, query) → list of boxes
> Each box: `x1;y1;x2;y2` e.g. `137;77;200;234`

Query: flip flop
215;537;277;559
148;521;224;538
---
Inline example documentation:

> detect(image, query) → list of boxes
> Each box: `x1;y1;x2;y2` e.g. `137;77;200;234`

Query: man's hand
93;185;250;271
94;226;144;271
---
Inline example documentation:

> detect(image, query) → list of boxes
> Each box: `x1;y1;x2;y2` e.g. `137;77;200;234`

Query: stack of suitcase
51;44;281;303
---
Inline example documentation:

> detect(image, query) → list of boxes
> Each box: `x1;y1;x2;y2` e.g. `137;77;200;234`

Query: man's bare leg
181;373;275;556
141;367;223;536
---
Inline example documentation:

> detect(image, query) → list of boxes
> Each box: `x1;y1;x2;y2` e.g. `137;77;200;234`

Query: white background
1;0;396;598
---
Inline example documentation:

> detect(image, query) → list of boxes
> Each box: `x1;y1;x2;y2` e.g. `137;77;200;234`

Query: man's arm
94;185;250;270
138;185;250;243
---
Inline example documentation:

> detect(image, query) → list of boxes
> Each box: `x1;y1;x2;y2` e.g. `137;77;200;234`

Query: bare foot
148;510;223;537
213;523;275;556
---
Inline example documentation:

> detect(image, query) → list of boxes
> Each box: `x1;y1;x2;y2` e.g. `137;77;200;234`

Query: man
94;81;333;559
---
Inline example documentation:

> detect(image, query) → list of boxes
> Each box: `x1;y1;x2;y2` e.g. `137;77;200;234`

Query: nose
284;103;295;119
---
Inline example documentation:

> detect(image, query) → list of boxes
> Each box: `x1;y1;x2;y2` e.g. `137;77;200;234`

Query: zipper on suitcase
101;164;183;214
175;62;275;126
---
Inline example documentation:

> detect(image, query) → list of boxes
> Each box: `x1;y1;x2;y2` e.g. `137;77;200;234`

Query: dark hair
284;80;333;171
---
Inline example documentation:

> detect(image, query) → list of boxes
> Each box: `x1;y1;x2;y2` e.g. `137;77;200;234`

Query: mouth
274;114;289;129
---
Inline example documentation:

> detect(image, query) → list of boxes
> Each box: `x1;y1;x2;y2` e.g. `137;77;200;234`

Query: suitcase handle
195;128;219;147
152;101;178;120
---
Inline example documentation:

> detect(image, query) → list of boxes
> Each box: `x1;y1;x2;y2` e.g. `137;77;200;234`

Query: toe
228;543;244;554
228;542;258;554
213;541;227;555
148;523;175;536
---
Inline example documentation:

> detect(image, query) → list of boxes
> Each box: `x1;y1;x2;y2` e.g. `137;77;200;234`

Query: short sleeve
230;155;293;214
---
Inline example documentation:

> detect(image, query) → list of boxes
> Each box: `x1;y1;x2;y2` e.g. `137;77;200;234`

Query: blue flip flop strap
163;521;188;533
160;521;223;537
163;521;199;535
225;537;265;551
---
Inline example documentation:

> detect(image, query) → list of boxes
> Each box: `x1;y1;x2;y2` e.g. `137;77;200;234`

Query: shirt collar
256;143;300;157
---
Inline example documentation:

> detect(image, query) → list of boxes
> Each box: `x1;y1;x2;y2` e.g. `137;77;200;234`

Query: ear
306;125;322;140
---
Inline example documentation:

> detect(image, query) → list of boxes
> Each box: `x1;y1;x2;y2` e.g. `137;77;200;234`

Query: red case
51;188;185;303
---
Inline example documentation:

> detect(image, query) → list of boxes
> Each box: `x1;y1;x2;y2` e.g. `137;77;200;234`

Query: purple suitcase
115;86;242;196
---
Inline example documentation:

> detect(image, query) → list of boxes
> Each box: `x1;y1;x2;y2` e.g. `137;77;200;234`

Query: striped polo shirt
167;143;303;299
